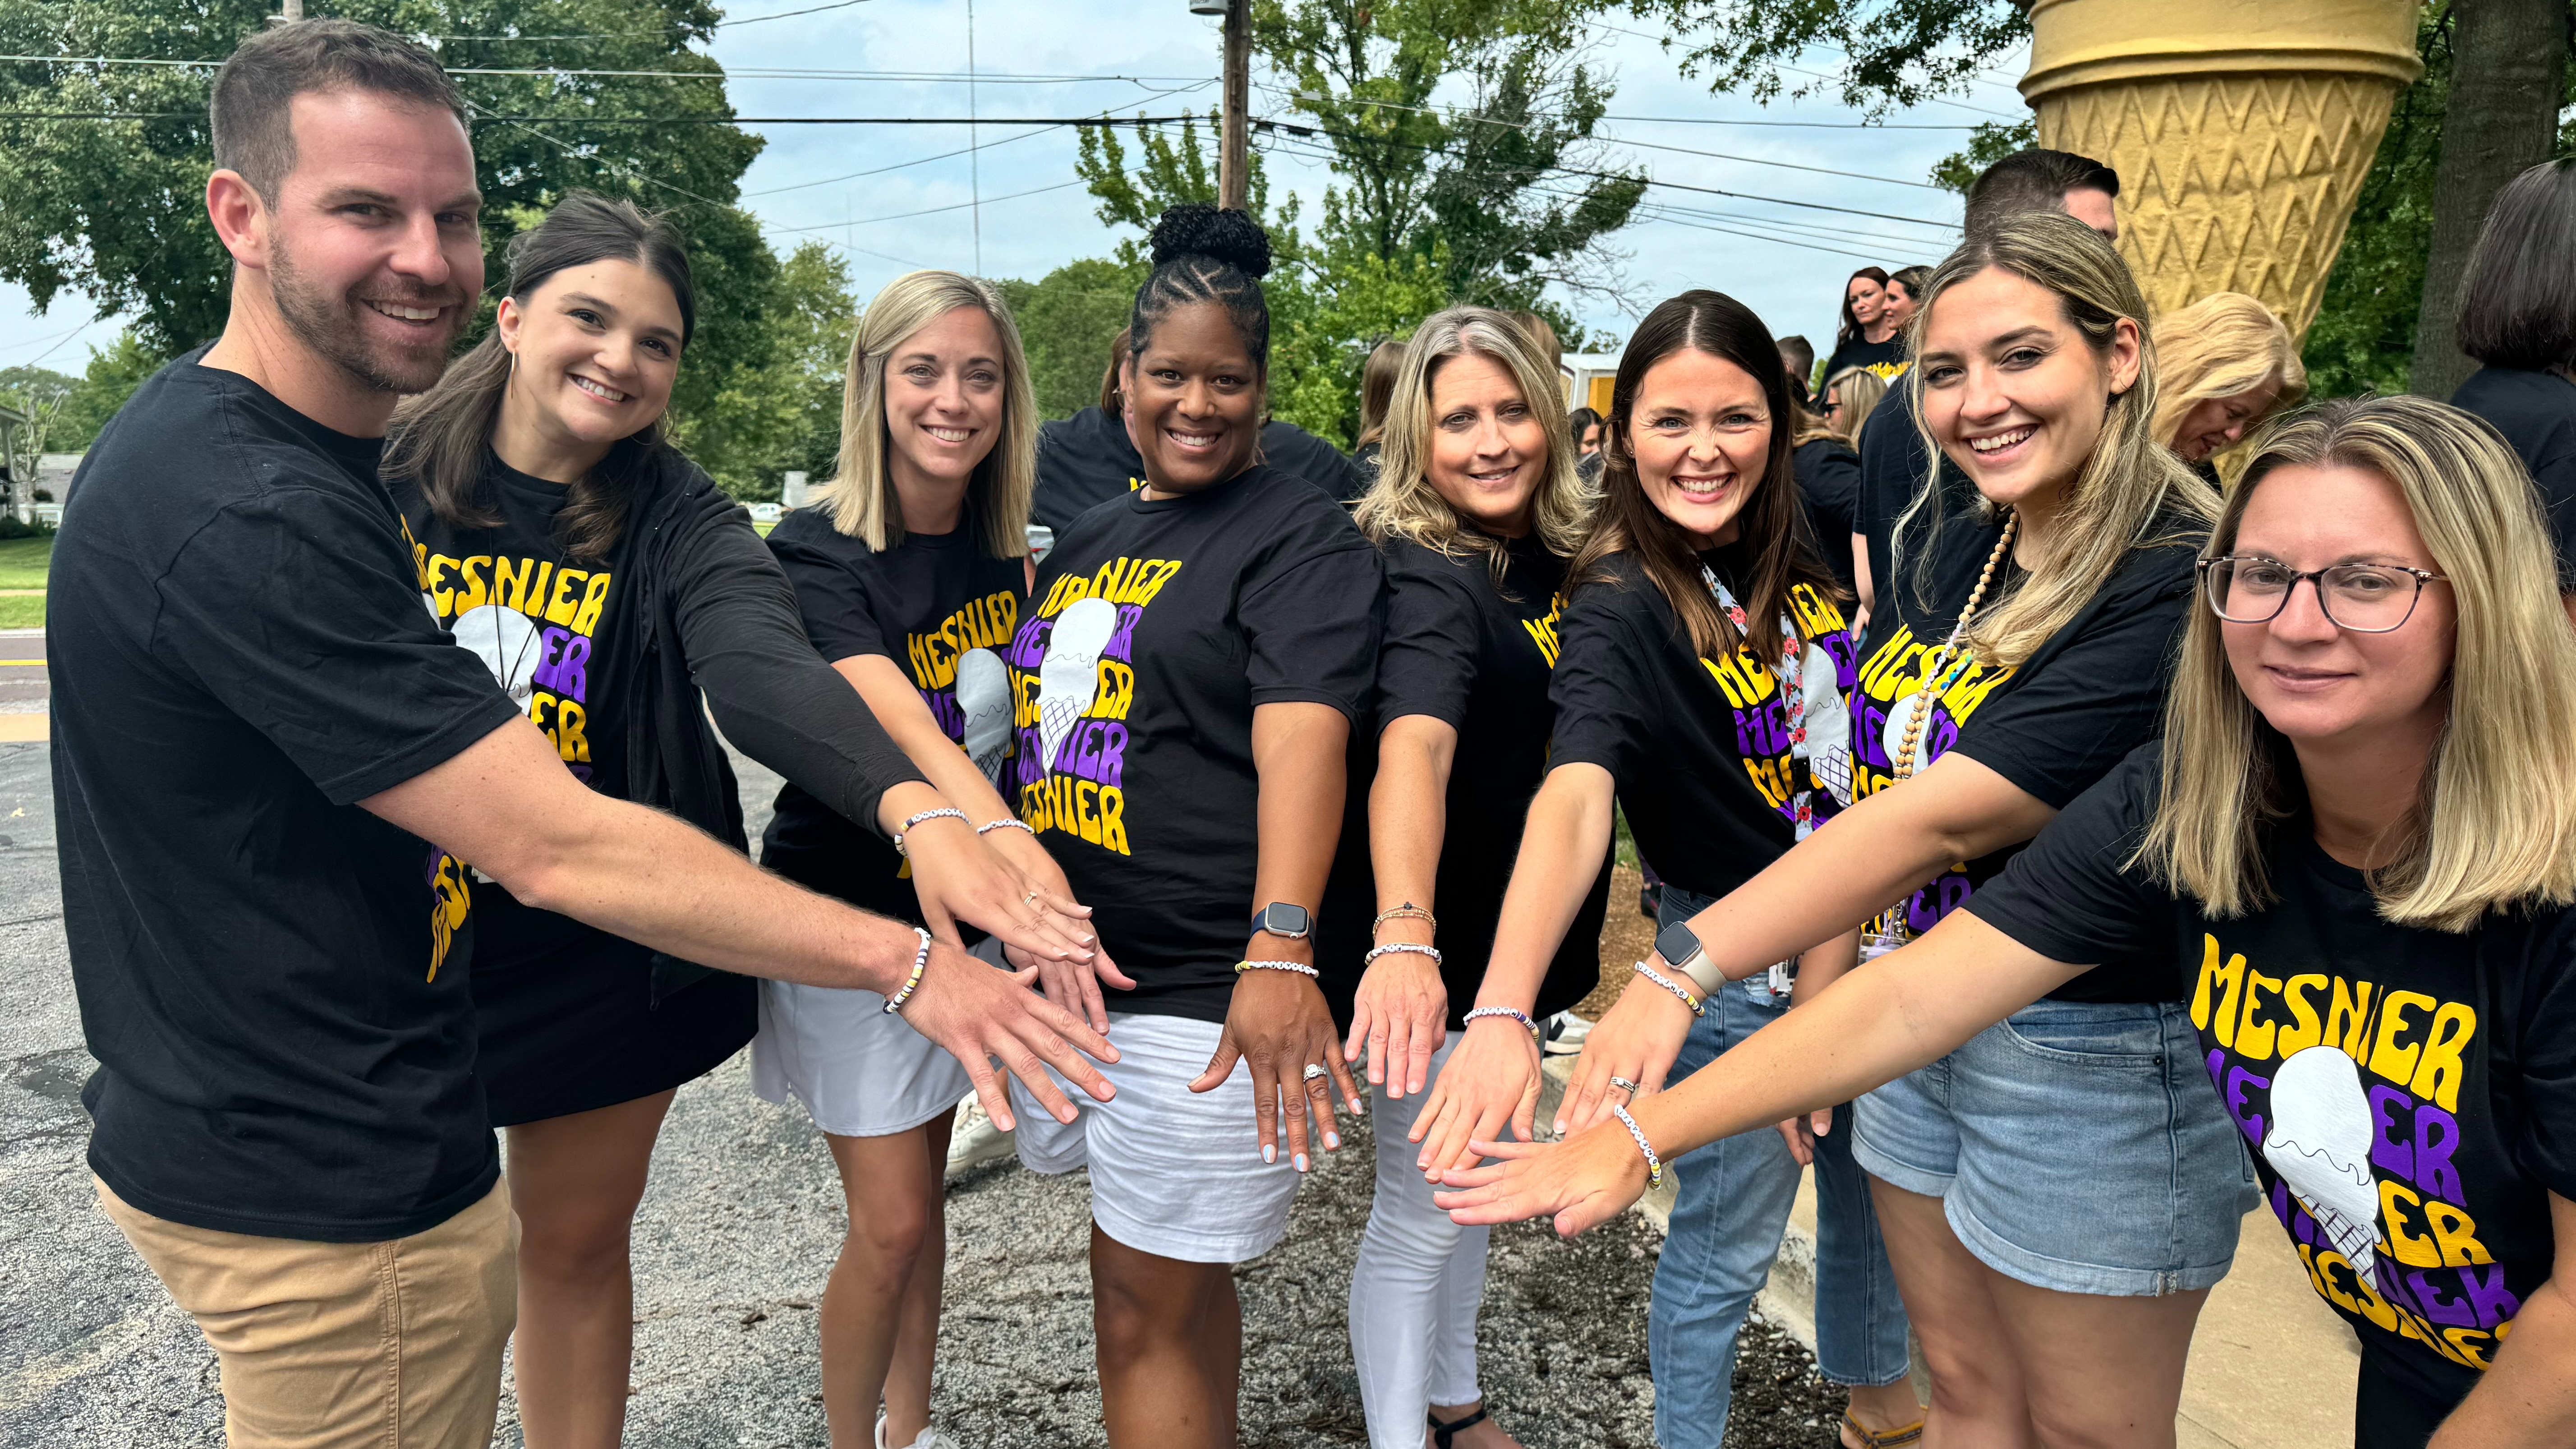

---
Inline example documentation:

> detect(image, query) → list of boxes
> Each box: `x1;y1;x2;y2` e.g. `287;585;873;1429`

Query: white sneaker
875;1413;949;1449
943;1093;1014;1176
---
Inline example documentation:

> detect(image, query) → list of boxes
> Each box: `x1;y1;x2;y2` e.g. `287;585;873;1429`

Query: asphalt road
0;741;1842;1448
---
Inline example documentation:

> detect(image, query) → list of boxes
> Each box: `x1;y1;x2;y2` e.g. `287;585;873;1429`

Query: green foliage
1615;0;2028;114
1930;117;2035;194
668;239;854;503
49;331;168;449
998;256;1148;421
2300;8;2452;399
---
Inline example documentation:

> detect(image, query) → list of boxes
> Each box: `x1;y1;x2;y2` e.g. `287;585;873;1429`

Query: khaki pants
97;1177;517;1449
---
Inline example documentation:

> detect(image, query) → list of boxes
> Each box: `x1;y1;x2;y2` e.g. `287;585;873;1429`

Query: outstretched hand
1432;1120;1654;1237
894;938;1119;1133
989;826;1134;1031
902;815;1099;969
1557;965;1698;1136
1410;1015;1540;1184
1193;966;1365;1172
1343;944;1447;1099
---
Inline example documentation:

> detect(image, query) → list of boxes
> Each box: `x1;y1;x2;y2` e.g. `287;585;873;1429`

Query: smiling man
52;22;1116;1449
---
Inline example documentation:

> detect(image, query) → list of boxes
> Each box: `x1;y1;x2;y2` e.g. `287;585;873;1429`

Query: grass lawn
0;595;44;630
0;536;51;590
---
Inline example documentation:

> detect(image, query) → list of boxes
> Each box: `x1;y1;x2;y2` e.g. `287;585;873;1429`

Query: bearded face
267;219;468;396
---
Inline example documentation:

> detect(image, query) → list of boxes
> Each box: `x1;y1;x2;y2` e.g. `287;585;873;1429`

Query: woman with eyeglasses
1561;212;2241;1447
1444;395;2576;1449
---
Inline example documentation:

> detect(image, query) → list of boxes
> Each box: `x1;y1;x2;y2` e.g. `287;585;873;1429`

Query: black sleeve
663;497;927;833
2513;919;2576;1204
765;522;890;663
1798;441;1863;542
1376;552;1483;731
153;487;520;805
1241;537;1383;723
1949;551;2193;809
1961;747;2172;969
1544;580;1655;782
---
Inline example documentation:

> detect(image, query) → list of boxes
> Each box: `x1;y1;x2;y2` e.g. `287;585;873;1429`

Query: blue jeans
1648;886;1912;1449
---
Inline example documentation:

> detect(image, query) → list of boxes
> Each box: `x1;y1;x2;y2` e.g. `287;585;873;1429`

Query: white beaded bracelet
1632;960;1705;1017
1612;1103;1665;1191
1463;1005;1539;1035
891;807;967;859
881;927;934;1015
1234;958;1320;979
976;818;1035;837
1363;942;1443;966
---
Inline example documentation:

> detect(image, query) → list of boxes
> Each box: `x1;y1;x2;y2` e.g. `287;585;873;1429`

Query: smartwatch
1250;902;1313;940
1654;920;1727;998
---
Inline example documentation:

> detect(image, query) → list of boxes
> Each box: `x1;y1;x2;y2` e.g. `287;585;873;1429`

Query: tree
0;0;824;494
0;364;73;512
999;257;1147;421
2301;8;2452;399
49;331;166;451
1616;0;2026;115
676;239;856;503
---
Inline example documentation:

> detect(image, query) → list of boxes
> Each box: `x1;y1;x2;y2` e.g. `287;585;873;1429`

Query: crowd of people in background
46;18;2576;1449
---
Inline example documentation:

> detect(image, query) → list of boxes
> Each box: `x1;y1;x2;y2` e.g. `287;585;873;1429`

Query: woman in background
2150;292;2305;479
2449;156;2576;601
1352;335;1408;490
1823;267;1903;384
1823;367;1888;446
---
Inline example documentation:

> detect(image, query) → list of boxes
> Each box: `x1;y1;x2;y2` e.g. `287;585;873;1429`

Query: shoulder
2110;511;2211;598
1566;550;1660;621
765;503;873;563
2452;366;2574;415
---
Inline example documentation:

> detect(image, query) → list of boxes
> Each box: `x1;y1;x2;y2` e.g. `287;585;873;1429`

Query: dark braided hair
1127;204;1274;370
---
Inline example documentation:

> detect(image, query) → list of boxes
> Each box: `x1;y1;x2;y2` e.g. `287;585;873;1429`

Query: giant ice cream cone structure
2019;0;2422;339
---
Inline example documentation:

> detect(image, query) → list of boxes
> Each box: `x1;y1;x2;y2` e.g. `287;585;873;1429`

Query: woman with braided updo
1560;211;2240;1447
999;204;1383;1446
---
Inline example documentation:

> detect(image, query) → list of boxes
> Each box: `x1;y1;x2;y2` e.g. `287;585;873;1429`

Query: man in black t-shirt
59;25;1112;1445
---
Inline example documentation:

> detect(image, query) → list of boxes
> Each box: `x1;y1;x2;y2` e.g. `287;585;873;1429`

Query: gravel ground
0;741;1849;1447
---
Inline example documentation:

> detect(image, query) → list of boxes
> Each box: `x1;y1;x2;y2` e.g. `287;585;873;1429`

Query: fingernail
1262;1144;1275;1164
1294;1153;1309;1172
1325;1132;1341;1150
1552;1119;1565;1134
1349;1098;1366;1115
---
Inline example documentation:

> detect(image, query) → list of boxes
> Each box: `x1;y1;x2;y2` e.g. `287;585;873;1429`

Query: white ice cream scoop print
1035;595;1119;772
451;603;546;714
2263;1046;2385;1283
955;646;1012;780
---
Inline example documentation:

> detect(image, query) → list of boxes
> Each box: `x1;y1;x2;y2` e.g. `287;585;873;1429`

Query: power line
767;176;1088;235
0;54;1210;84
432;0;878;41
743;122;1049;195
0;110;1209;124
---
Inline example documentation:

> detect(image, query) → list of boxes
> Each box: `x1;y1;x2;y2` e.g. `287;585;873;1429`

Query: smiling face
1845;276;1886;330
1881;279;1918;331
2173;373;2283;464
1125;300;1263;496
1919;265;2140;516
497;258;684;463
1423;351;1546;538
1627;348;1772;548
258;90;484;394
2221;462;2454;751
882;304;1006;504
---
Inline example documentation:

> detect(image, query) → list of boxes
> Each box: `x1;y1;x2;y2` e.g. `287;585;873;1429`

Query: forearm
2432;1281;2576;1444
850;660;1021;830
1368;719;1455;918
1480;764;1615;1012
1248;703;1349;956
1690;752;2056;981
1790;928;1864;1005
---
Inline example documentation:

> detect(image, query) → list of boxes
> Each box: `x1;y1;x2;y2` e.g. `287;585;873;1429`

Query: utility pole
270;0;302;24
1219;0;1248;211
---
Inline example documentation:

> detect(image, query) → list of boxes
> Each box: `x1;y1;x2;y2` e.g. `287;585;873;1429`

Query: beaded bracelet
1611;1103;1665;1191
1371;903;1436;933
1632;960;1705;1017
891;807;968;859
976;818;1035;838
1363;942;1444;966
1235;958;1320;979
1463;1005;1539;1036
880;927;934;1015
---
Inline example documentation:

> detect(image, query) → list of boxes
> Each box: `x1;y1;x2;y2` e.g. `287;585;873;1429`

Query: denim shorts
1851;996;2258;1297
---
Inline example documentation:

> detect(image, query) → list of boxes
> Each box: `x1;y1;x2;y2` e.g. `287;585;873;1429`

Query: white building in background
33;454;81;526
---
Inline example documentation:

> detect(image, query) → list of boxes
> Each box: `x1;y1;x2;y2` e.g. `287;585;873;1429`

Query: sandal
1840;1411;1925;1448
1429;1406;1490;1449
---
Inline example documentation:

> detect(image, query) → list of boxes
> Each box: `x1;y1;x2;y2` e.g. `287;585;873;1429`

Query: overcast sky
0;0;2035;380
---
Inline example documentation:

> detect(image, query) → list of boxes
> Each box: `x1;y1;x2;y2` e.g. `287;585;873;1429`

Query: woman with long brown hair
1408;290;1919;1449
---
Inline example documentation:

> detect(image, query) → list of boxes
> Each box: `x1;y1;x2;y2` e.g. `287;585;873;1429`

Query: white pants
1349;1033;1488;1449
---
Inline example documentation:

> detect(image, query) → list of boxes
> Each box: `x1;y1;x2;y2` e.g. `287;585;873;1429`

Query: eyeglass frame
2195;554;2449;635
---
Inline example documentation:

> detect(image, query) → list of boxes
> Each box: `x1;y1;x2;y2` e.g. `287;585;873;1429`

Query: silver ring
1302;1063;1329;1083
1608;1076;1640;1095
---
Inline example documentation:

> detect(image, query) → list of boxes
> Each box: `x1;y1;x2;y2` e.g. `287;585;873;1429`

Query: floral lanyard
1701;566;1820;842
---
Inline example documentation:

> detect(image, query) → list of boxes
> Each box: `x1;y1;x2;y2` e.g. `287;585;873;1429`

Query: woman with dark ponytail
384;193;1105;1449
1000;203;1383;1445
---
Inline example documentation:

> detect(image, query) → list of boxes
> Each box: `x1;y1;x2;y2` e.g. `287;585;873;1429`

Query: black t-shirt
1549;547;1860;902
1031;407;1362;531
1377;533;1609;1026
2451;367;2576;589
1794;437;1863;594
1824;335;1908;386
761;508;1026;920
55;355;520;1241
1971;748;2576;1419
1003;464;1382;1022
1849;508;2202;1003
403;454;646;971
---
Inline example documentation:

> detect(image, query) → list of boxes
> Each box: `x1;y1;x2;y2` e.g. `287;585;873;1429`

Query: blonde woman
1563;212;2242;1446
754;270;1112;1449
1343;307;1598;1449
1447;396;2576;1449
2150;292;2306;473
1823;366;1889;446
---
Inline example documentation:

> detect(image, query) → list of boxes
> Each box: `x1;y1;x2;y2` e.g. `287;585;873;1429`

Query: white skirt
752;975;974;1139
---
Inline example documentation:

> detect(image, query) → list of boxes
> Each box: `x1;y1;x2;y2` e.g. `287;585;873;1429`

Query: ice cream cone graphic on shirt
2263;1045;2384;1283
1037;596;1118;772
956;646;1012;780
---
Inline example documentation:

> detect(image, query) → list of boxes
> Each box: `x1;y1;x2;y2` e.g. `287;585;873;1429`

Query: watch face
1654;921;1702;966
1257;903;1312;937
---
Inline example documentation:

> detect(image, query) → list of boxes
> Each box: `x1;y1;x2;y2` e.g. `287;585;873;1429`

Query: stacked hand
1554;960;1699;1136
1432;1119;1655;1238
1409;1012;1541;1184
984;825;1135;1031
896;936;1119;1133
1195;956;1365;1172
1343;917;1445;1099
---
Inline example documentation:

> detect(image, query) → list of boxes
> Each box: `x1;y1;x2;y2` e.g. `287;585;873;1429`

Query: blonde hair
1896;211;2220;668
1821;365;1887;446
2138;396;2576;931
815;270;1035;557
2149;293;2307;455
1356;306;1592;575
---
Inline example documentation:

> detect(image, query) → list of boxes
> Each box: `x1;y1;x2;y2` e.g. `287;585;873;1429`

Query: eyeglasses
2198;555;2447;634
